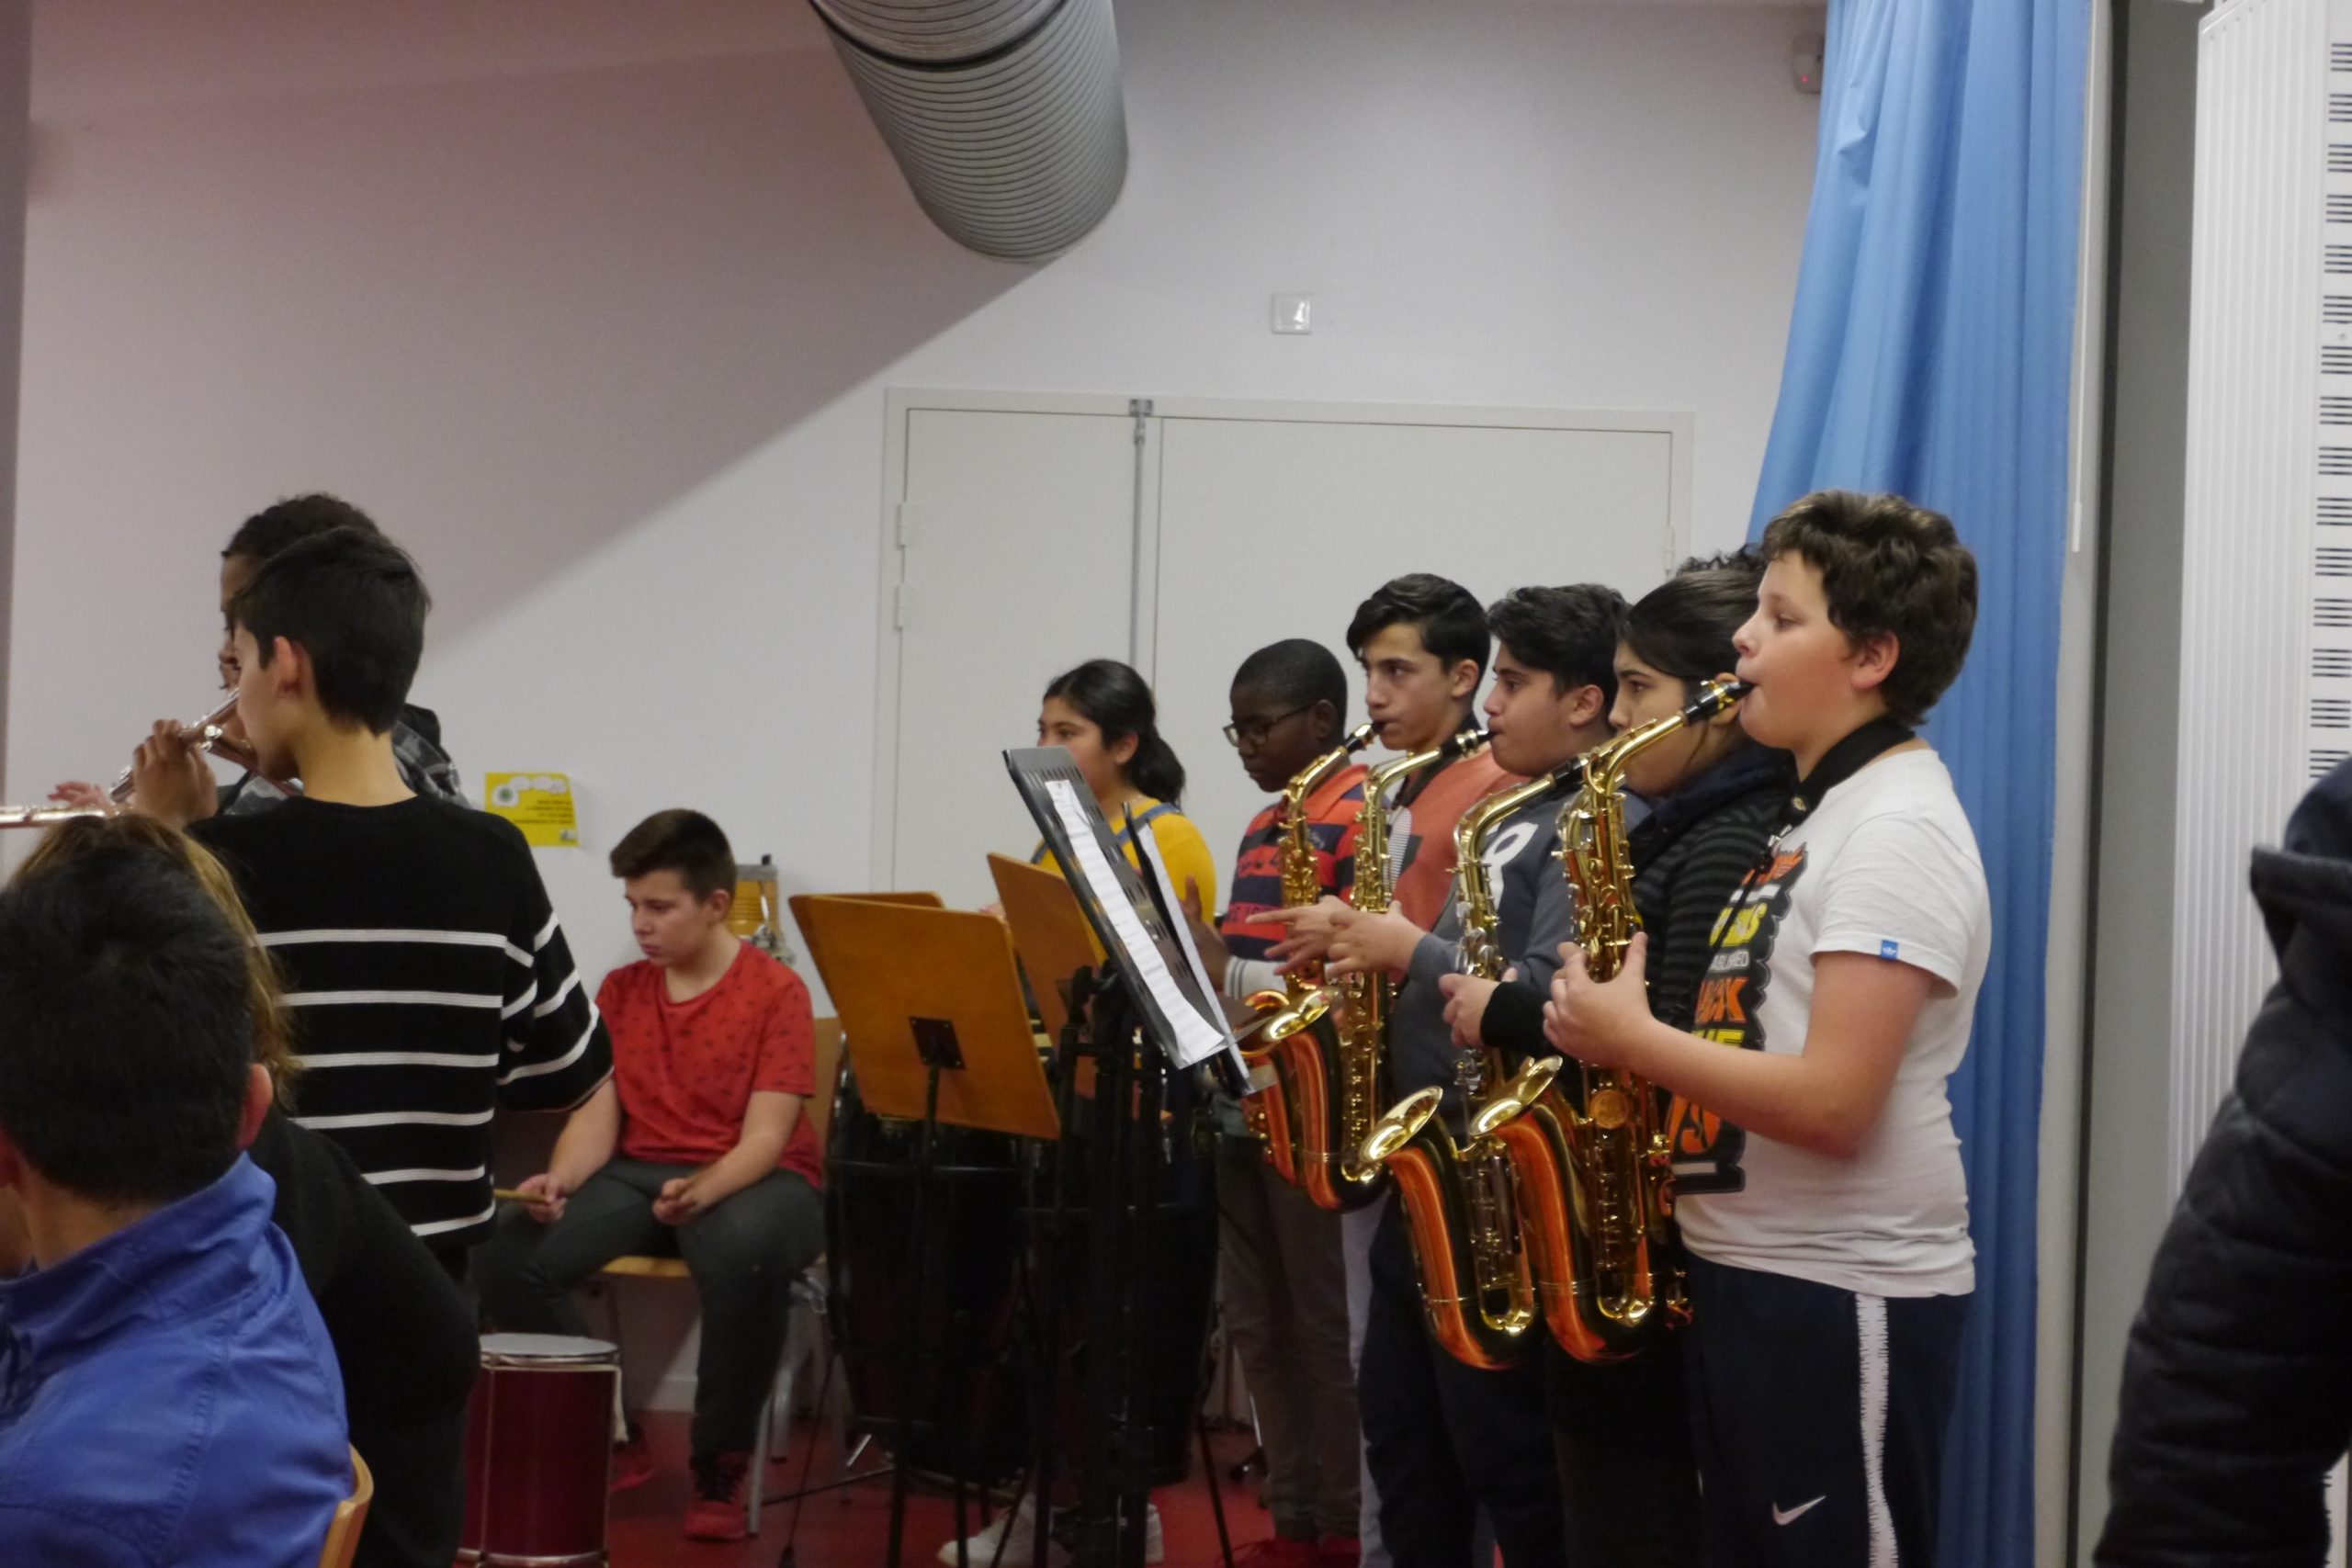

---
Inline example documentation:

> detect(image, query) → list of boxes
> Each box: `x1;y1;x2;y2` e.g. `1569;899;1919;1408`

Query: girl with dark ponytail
956;662;1221;1563
1543;550;1792;1567
1029;659;1220;909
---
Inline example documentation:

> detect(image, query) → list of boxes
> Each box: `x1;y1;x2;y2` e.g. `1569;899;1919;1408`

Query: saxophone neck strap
1116;802;1177;845
1770;716;1916;849
1698;716;1916;976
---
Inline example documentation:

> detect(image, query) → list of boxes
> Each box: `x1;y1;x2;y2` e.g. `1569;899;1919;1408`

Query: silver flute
0;695;258;829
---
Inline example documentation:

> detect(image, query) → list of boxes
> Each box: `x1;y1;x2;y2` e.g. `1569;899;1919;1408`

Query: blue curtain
1748;2;2090;1563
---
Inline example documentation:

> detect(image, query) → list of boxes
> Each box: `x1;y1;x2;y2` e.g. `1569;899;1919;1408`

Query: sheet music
1044;778;1229;1068
1129;811;1250;1079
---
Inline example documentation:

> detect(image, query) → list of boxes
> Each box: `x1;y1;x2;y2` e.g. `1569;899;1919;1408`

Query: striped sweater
1623;746;1792;1036
196;795;613;1249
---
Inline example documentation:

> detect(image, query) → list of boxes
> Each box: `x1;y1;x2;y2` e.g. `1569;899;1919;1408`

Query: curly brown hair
14;815;300;1104
1759;490;1979;728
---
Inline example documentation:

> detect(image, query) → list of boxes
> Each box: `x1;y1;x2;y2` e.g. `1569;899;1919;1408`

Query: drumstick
492;1187;544;1204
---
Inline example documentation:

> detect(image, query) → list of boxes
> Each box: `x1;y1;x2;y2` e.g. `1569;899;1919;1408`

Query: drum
827;1079;1031;1487
458;1333;619;1567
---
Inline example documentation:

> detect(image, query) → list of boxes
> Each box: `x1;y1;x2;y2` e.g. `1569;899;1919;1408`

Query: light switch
1272;294;1313;334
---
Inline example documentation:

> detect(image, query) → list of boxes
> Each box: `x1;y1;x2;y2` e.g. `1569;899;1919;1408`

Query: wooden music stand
787;896;1055;1140
786;894;1059;1568
793;890;943;1004
988;853;1102;1046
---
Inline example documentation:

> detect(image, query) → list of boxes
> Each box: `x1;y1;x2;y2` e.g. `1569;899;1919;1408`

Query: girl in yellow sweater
1029;658;1217;912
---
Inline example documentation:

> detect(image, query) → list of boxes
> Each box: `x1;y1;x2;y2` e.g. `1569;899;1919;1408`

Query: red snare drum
458;1333;619;1566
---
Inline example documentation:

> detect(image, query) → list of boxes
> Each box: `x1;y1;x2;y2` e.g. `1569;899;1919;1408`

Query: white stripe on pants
1857;1291;1895;1567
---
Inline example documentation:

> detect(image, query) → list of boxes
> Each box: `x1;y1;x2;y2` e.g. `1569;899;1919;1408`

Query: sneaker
1225;1539;1321;1567
1316;1535;1362;1568
684;1450;751;1542
937;1493;1066;1567
609;1421;655;1494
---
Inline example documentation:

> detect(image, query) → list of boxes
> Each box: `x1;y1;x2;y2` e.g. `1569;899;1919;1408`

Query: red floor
606;1412;1276;1568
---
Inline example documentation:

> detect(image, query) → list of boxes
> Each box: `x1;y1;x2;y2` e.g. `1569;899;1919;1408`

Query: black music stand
790;895;1059;1568
1005;749;1243;1568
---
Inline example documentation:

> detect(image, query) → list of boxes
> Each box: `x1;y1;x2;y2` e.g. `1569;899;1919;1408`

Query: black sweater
248;1109;478;1430
1621;747;1790;1034
198;796;612;1248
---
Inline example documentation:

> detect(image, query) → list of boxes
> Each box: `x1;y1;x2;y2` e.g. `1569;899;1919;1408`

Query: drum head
480;1332;618;1367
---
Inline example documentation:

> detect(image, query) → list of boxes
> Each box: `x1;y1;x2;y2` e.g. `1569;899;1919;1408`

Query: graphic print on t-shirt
1666;846;1808;1195
1447;818;1544;969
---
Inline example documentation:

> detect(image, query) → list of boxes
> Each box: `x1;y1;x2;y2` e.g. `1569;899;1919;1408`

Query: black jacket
249;1110;479;1568
2097;761;2352;1565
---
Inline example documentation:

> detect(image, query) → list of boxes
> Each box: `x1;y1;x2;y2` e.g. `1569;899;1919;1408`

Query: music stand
789;895;1058;1568
792;890;943;999
989;852;1105;1077
1002;750;1247;1568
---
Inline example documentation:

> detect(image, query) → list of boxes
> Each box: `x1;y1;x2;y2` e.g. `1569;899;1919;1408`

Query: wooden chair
592;1014;847;1537
315;1446;373;1568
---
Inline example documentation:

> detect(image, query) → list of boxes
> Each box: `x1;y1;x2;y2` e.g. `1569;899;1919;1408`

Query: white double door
875;391;1692;910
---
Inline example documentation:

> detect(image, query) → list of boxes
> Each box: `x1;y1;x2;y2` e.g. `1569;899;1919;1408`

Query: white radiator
2172;0;2331;1190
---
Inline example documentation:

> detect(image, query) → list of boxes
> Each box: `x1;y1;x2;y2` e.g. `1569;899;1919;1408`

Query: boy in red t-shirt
479;809;825;1543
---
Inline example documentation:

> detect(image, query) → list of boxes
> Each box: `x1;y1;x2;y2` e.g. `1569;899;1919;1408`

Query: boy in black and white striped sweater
138;518;612;1271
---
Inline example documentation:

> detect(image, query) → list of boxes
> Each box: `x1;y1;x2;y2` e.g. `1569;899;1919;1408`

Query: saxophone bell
1476;675;1747;1363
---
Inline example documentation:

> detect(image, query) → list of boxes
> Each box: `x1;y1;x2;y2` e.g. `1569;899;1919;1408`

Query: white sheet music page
1128;810;1249;1079
1043;778;1228;1067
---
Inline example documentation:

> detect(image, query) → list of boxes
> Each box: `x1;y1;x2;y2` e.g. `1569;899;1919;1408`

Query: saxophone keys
1588;1086;1634;1130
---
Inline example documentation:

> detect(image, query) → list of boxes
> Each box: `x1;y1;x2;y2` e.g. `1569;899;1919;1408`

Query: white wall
17;0;1821;982
15;0;1823;1407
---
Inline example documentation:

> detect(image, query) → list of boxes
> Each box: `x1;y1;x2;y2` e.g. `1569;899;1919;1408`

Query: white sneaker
932;1494;1159;1566
937;1494;1066;1568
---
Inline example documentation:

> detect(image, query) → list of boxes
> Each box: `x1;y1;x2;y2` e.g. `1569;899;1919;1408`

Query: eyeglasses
1223;703;1316;749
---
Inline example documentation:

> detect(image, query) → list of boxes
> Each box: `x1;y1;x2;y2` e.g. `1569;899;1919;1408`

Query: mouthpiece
1687;679;1753;723
1441;728;1490;761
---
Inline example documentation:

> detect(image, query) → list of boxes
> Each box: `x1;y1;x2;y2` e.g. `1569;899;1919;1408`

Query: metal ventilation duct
810;0;1130;261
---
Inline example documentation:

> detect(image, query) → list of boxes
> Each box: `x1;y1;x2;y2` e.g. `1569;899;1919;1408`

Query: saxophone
1358;757;1586;1371
1317;727;1492;1209
1239;722;1376;1184
1486;678;1748;1362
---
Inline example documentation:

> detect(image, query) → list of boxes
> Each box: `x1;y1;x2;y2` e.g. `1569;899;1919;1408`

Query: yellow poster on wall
485;773;580;847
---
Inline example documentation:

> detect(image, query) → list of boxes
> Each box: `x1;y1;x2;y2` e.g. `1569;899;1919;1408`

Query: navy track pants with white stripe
1681;1254;1969;1567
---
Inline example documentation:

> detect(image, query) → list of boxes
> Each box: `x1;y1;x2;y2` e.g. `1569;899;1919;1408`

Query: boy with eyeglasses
1188;637;1369;1568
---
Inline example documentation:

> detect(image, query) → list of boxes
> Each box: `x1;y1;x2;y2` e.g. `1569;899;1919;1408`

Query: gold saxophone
1240;722;1376;1187
1315;727;1492;1209
1359;757;1584;1370
1486;677;1748;1361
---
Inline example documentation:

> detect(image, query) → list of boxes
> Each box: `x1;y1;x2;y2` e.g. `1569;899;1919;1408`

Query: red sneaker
684;1450;752;1541
1225;1540;1321;1567
610;1422;655;1494
1316;1535;1362;1568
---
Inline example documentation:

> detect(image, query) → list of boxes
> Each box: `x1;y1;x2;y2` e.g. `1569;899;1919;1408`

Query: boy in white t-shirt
1544;489;1986;1566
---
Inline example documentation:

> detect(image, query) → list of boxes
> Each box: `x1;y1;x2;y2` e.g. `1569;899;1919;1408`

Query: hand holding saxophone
1543;929;1658;1071
1438;965;1514;1048
1315;904;1419;978
1263;893;1350;967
